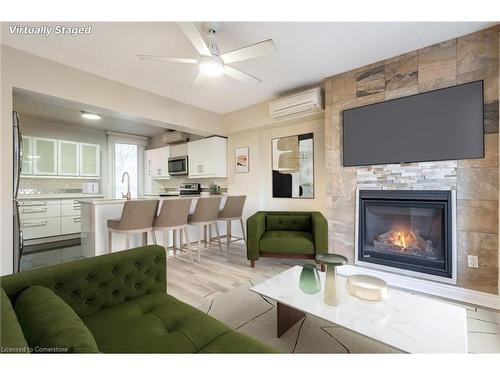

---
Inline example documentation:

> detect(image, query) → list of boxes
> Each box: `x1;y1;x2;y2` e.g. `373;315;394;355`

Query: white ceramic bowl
346;274;389;302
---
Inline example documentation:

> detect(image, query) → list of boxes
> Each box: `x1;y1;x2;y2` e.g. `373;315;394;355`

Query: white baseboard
337;264;500;311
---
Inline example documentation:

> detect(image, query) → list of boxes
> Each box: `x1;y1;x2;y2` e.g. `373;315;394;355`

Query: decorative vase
324;265;340;306
315;254;348;306
299;264;321;294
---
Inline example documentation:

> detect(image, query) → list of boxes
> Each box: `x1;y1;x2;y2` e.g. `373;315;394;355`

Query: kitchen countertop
16;193;105;200
79;194;227;205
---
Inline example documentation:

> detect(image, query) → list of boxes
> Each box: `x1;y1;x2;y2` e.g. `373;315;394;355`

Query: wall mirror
272;133;314;199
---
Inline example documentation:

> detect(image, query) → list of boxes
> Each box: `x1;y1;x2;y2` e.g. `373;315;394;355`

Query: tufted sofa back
0;245;166;319
265;212;312;232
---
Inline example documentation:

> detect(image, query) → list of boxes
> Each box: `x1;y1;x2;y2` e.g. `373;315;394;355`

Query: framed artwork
272;133;314;199
235;147;249;173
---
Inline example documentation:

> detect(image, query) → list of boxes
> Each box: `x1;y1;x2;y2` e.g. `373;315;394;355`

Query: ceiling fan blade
177;22;212;57
220;39;276;64
223;65;261;85
191;72;207;88
137;55;198;64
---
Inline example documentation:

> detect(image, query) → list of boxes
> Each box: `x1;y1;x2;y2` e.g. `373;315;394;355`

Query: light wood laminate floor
166;242;309;308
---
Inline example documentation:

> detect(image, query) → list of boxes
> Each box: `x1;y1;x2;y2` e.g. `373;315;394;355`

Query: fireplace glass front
358;190;453;278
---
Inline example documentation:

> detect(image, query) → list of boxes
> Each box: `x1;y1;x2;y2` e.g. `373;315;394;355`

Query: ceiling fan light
199;59;224;76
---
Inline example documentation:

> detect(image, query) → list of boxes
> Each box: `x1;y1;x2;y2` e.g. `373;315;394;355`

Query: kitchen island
79;195;228;257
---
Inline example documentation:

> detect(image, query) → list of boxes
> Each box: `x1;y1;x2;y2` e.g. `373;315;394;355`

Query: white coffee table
250;266;467;353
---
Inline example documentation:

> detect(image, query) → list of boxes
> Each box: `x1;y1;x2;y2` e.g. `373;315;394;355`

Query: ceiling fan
138;22;276;88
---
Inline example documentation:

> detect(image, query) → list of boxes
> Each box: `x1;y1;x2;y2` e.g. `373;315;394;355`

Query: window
114;143;138;199
106;131;147;199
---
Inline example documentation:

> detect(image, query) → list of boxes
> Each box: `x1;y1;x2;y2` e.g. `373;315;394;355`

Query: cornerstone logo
9;24;92;37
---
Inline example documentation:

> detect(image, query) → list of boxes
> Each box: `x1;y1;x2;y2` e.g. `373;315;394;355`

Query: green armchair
246;211;328;268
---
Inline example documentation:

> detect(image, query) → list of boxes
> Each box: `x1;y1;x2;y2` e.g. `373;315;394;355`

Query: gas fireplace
356;190;455;282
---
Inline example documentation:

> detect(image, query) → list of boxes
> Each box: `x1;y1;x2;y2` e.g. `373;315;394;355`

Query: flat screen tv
342;80;484;167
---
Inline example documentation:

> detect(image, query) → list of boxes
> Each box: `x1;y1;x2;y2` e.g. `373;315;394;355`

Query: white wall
0;45;222;275
227;117;326;236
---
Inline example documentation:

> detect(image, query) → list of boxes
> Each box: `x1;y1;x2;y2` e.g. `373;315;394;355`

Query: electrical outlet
467;255;479;268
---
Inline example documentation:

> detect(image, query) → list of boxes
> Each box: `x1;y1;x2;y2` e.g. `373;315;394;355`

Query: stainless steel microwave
168;155;188;175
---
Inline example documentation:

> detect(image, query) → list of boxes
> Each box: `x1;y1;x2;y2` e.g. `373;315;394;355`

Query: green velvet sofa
0;245;275;354
246;211;328;268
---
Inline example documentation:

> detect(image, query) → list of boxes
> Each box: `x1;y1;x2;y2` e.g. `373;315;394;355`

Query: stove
179;183;201;196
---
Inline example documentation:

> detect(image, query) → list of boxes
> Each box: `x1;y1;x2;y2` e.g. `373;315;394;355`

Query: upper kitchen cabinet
79;143;100;177
33;137;57;175
188;136;227;178
58;140;79;176
146;146;169;178
21;135;33;175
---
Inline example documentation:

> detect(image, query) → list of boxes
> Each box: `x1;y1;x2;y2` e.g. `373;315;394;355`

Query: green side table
316;254;348;306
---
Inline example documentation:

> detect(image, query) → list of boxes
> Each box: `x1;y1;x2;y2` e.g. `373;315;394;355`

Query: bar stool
217;195;247;250
188;197;223;262
153;198;193;262
107;199;159;253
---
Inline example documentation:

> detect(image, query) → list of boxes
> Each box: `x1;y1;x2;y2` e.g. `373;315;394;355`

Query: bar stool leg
151;230;157;245
197;225;202;262
173;230;177;254
126;233;131;249
142;232;147;246
209;225;212;246
183;227;193;264
108;230;112;253
204;225;208;248
164;229;171;256
239;218;247;246
214;222;223;255
226;220;231;250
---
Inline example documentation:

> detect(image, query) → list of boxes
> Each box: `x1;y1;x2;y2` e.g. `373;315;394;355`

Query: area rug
197;277;500;353
198;278;400;353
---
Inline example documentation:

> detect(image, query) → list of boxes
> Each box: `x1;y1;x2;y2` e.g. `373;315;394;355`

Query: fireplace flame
388;230;415;250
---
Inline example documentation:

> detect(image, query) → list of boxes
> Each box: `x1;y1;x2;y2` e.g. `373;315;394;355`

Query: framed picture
235;147;249;173
272;133;314;199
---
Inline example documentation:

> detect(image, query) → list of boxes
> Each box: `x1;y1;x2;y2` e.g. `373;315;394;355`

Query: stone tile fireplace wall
324;25;499;294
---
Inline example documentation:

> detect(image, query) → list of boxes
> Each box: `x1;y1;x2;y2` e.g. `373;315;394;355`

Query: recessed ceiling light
80;111;101;120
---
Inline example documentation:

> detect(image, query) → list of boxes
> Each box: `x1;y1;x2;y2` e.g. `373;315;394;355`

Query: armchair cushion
260;231;315;254
15;286;99;353
265;214;311;232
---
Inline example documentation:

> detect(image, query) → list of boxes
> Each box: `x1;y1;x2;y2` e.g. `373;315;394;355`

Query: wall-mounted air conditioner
269;87;324;120
162;131;188;144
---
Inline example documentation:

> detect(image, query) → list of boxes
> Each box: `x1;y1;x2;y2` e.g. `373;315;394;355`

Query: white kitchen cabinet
61;199;82;235
21;136;100;179
19;200;61;240
61;199;82;216
62;216;81;235
58;140;80;176
79;143;100;177
33;137;57;175
19;200;60;219
169;142;188;158
22;217;61;240
21;135;33;175
188;136;227;178
146;146;169;178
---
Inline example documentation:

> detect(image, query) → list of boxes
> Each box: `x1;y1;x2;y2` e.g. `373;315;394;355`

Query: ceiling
13;90;169;137
2;22;494;114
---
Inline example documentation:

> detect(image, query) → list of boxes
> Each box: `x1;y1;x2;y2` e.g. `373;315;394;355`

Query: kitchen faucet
121;172;131;200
